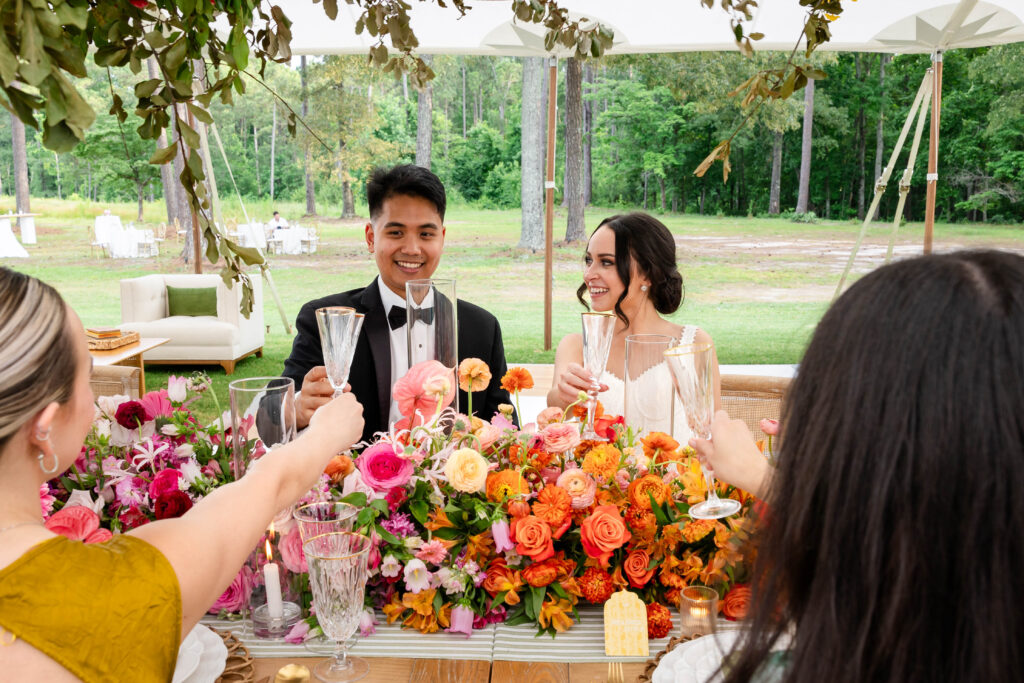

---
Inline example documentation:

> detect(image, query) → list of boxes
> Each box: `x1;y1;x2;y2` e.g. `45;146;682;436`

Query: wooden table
251;657;647;682
89;337;169;394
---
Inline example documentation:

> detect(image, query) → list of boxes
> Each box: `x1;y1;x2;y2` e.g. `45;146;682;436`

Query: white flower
174;443;194;458
160;424;180;436
404;536;424;551
131;437;169;470
66;489;104;515
178;460;202;486
96;394;129;419
167;375;187;403
380;555;402;578
94;419;112;438
403;559;432;594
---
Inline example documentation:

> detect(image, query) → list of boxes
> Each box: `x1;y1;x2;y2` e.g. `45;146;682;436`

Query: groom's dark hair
367;164;447;221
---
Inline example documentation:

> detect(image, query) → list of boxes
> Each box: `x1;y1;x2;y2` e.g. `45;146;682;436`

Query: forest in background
1;44;1022;236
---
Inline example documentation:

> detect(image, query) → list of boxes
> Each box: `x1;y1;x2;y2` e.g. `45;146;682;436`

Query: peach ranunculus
458;358;492;393
392;360;456;420
522;557;561;587
623;548;656;588
579;504;631;567
541;422;581;453
500;367;534;394
556;468;597;509
627;474;669;511
722;583;751;621
511;514;554;562
535;406;564;429
443;448;489;493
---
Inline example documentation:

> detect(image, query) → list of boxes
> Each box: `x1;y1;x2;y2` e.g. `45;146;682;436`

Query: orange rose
512;514;554;562
628;474;669;511
579;504;630;567
722;584;751;621
623;548;656;588
458;357;492;392
522;558;561;587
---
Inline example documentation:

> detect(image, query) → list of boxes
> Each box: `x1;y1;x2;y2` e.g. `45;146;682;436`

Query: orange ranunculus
522;557;561;587
532;485;572;530
458;357;492;393
528;447;555;469
486;469;529;503
628;474;669;511
581;443;622;481
507;498;532;518
511;514;555;562
500;367;534;394
323;454;354;484
579;504;631;567
538;596;576;633
623;548;656;589
641;431;679;460
507;443;525;466
722;584;751;621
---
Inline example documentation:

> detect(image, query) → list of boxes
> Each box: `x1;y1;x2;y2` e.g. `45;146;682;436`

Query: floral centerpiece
47;362;759;639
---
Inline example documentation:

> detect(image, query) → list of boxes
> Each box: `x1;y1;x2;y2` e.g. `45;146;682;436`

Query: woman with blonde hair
0;268;364;681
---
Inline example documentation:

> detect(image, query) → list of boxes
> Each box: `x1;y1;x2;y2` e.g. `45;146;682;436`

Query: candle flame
265;538;273;561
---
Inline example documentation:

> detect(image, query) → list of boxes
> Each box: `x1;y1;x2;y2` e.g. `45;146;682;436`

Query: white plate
654;630;744;683
172;628;202;683
179;624;228;683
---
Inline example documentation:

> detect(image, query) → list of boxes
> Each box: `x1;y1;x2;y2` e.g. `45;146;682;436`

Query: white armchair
120;274;264;374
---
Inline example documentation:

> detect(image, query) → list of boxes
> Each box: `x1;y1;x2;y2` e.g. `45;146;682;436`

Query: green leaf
94;45;128;68
41;120;79;153
340;492;368;507
164;38;188;71
149;141;178;165
231;244;265;266
178;120;200;150
375;524;398;545
187;102;213;125
323;0;339;20
135;78;162;99
145;30;169;49
409;499;429;525
529;585;545;620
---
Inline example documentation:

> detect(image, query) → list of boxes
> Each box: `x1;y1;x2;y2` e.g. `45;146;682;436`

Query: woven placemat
638;632;709;683
87;330;139;350
212;628;256;683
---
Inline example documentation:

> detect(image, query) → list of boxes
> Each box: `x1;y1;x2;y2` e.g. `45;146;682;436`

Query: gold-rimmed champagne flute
304;532;372;682
580;311;617;440
664;342;741;520
316;307;364;398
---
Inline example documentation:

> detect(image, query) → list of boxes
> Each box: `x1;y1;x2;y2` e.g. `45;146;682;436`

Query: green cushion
166;286;218;317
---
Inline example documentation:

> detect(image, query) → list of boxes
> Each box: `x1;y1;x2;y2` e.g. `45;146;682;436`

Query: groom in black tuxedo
282;164;514;443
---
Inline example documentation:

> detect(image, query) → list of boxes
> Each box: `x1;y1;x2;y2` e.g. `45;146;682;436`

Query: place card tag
604;590;649;657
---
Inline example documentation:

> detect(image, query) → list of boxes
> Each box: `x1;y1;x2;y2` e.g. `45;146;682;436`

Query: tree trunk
643;173;649;210
872;54;890;221
583;63;594;205
343;180;355;218
54;153;61;200
253;124;261;195
11;113;29;214
796;79;815;214
270;101;277;200
148;58;182;227
461;63;467;138
518;57;545;251
659;176;666;212
416;57;433;170
137;183;144;222
856;57;867;220
300;56;316;216
769;130;783;214
563;58;585;243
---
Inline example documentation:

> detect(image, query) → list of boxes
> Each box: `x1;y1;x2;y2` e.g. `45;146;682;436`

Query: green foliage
481;161;521;208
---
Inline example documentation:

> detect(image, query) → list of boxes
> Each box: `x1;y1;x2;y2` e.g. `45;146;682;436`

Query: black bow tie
388;305;434;330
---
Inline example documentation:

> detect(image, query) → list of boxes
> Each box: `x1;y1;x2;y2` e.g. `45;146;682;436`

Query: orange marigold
624;504;658;538
628;474;669;511
579;566;615;604
581;443;621;481
682;519;715;543
641;432;679;462
646;602;673;639
486;469;529;503
500;367;534;394
532;485;572;529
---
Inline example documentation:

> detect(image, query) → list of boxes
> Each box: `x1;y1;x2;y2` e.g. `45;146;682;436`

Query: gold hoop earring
38;451;59;475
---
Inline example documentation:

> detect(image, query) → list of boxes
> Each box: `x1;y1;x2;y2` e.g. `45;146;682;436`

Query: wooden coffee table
89;337;169;394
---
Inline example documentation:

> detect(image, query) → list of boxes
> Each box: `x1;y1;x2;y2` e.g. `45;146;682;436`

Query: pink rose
541;422;581;453
357;442;414;492
278;527;307;574
392;360;456;419
209;565;254;614
148;469;182;499
45;505;100;541
760;418;780;436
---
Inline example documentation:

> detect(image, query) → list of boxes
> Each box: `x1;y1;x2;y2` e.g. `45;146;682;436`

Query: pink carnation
392;360;456;419
209;565;254;614
415;539;448;565
278;527;307;574
148;469;182;499
541;422;581;453
357;442;414;492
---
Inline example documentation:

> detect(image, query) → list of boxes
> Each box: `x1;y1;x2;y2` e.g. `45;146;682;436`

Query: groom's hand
297;366;338;429
556;363;609;405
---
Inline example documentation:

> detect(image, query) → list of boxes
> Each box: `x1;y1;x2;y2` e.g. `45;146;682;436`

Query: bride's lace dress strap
679;325;698;345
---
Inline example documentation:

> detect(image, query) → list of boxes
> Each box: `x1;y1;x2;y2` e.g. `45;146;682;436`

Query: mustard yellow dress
0;534;181;682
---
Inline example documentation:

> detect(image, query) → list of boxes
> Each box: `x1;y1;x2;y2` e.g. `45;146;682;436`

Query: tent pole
924;50;943;254
544;57;557;351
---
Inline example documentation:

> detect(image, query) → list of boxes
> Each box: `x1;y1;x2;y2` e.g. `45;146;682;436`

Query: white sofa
120;274;264;374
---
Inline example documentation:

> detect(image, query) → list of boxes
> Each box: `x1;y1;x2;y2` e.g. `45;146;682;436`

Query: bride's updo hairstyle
0;268;77;451
576;212;683;327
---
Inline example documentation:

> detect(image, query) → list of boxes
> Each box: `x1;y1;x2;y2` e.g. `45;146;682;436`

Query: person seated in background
269;211;289;232
0;268;364;681
689;250;1024;682
282;164;514;443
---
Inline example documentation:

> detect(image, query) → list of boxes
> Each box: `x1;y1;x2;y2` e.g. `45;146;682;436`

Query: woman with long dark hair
692;250;1024;682
546;212;721;426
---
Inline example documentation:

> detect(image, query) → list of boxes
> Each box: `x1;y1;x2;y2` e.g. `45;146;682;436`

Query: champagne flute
664;342;741;520
580;311;616;440
316;307;364;397
305;532;372;682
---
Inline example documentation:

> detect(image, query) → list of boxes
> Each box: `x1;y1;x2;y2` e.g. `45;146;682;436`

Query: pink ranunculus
209;565;255;614
44;505;100;541
541;422;581;453
535;406;564;429
448;604;475;637
491;518;513;553
357;442;414;492
474;425;502;451
148;469;182;499
556;468;597;509
392;360;456;419
278;527;307;574
760;418;780;436
490;413;515;431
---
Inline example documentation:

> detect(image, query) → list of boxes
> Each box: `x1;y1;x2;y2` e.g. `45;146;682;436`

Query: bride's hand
556;363;608;404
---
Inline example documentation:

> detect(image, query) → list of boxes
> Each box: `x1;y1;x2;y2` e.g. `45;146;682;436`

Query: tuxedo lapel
358;280;391;424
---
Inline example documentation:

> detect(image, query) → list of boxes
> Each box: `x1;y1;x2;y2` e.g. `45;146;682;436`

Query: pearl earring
640;285;648;292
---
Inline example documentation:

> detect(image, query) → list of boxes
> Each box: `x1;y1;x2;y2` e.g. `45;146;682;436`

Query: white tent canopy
278;0;1024;57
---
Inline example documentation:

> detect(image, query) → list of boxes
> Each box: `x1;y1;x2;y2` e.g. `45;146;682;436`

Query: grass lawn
4;197;1022;414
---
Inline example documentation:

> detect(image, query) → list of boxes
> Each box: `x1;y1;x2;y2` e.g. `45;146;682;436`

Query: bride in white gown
547;213;721;441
